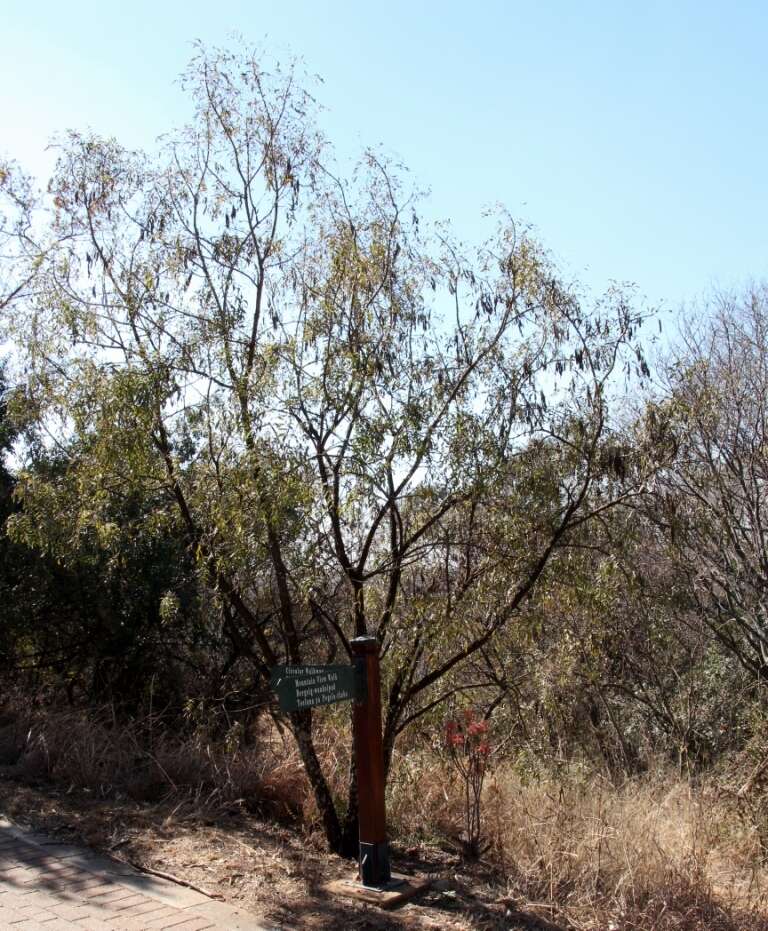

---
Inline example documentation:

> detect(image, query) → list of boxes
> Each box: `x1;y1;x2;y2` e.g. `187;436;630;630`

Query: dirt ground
0;771;565;931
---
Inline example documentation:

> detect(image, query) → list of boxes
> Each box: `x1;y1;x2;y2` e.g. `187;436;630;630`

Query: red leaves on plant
442;709;493;858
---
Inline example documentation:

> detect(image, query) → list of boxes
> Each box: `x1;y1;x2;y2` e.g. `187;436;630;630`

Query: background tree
0;159;44;311
0;365;215;707
649;288;768;682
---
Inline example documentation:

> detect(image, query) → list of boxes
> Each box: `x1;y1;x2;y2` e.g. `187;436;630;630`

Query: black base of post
359;841;391;888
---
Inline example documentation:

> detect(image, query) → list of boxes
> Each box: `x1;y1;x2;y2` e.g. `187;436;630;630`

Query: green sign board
270;663;365;712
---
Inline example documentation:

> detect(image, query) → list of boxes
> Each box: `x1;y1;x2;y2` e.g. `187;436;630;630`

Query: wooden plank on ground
321;874;432;910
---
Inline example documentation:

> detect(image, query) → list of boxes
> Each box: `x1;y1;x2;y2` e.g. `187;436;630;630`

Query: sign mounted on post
269;663;365;713
272;647;425;900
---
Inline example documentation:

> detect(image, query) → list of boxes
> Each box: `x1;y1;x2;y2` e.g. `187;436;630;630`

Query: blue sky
3;1;767;315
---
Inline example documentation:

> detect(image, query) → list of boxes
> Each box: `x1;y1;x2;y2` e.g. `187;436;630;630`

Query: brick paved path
0;817;271;930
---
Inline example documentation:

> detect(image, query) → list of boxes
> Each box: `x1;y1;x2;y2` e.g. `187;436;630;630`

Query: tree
2;43;652;853
0;159;44;311
0;363;214;706
649;287;768;682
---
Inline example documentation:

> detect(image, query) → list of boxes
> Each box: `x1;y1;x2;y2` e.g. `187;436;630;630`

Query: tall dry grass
388;742;768;929
0;699;310;821
486;766;768;928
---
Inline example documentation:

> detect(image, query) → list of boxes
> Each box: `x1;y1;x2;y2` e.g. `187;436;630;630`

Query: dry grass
388;744;768;929
488;767;768;928
390;754;768;931
4;699;768;929
0;699;311;822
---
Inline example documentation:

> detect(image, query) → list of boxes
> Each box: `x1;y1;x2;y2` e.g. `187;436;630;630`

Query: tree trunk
382;702;401;780
290;710;343;854
341;749;359;858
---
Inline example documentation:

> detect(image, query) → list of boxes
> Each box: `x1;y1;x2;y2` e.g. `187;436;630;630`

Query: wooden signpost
350;636;390;888
270;637;430;906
